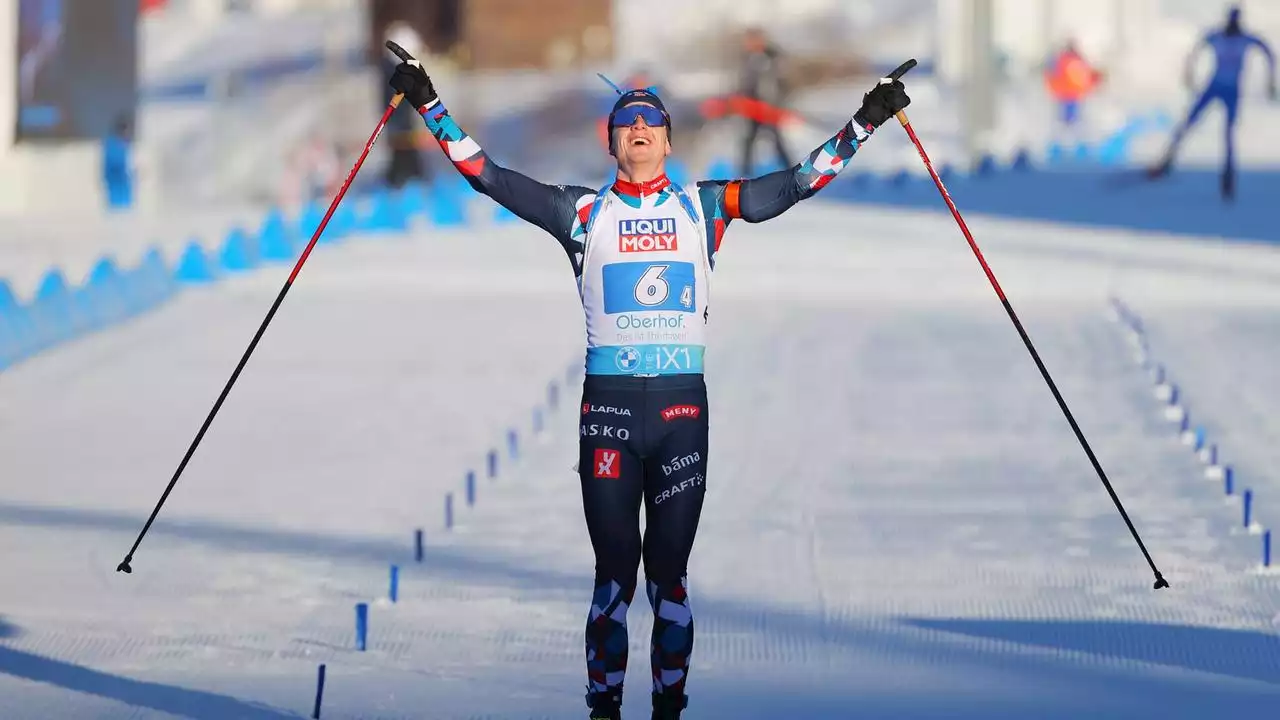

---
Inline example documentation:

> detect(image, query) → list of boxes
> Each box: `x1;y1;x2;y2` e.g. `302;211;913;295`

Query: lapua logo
619;218;678;252
583;404;632;416
660;404;701;421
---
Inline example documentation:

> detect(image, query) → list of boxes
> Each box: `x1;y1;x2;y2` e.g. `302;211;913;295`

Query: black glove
389;60;438;111
853;77;911;132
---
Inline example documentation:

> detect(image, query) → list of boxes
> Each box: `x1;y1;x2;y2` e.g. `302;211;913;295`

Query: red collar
612;174;671;197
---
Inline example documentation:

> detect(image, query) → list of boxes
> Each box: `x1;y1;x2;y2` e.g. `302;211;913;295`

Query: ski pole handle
884;59;917;126
384;40;415;110
887;58;917;82
385;39;417;64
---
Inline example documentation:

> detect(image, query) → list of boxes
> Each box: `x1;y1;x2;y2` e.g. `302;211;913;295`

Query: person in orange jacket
1044;40;1103;145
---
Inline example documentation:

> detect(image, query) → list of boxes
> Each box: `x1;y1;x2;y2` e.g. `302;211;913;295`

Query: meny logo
619;218;678;253
660;404;701;421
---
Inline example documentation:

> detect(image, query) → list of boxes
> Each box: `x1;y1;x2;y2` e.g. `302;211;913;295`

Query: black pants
741;119;791;175
579;374;708;703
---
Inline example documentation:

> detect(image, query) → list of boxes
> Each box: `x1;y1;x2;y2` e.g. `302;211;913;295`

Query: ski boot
586;688;622;720
651;691;687;720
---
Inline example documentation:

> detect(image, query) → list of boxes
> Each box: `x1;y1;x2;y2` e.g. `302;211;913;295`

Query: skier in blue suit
1148;5;1276;199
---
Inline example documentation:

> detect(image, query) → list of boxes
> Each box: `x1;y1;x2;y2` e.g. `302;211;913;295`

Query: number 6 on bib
603;261;697;314
636;265;670;306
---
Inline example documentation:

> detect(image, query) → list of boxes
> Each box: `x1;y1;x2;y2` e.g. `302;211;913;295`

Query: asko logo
594;448;621;479
619;218;678;253
661;404;701;421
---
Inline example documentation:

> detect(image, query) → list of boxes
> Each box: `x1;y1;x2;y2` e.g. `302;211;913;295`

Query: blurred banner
16;0;138;142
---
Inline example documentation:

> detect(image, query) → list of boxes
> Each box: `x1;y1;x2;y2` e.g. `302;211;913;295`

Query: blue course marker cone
174;240;217;283
312;663;326;719
1011;148;1033;171
363;188;408;233
258;207;296;262
219;227;258;272
429;188;467;227
33;269;73;345
355;603;368;651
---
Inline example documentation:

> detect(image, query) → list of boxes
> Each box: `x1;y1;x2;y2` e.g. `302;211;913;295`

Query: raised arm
698;74;911;225
1248;33;1277;96
388;60;594;246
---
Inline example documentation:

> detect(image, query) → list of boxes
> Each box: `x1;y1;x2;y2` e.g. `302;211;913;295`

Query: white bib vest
578;181;712;376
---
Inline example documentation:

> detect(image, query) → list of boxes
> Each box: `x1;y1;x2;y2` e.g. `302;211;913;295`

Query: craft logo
660;404;701;421
619;218;678;252
594;448;621;479
654;473;705;505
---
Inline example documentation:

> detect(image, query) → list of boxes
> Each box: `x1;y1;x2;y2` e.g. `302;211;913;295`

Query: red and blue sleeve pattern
696;118;869;261
418;100;595;257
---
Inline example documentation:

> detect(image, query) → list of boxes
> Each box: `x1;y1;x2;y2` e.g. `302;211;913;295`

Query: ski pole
888;60;1169;590
116;41;413;574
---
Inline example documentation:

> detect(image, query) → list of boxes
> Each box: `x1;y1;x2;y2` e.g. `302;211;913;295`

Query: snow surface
2;204;1280;718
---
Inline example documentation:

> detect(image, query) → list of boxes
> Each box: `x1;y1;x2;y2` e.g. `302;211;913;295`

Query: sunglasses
610;104;668;129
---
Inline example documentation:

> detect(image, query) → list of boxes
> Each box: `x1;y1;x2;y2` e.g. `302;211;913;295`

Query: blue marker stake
533;407;544;434
487;450;498;479
1154;364;1165;384
1168;384;1179;406
1207;444;1218;466
466;471;476;506
508;429;519;459
414;529;424;562
1225;466;1234;496
1179;412;1189;434
445;493;454;530
1265;531;1272;567
1194;426;1205;452
389;564;400;603
312;663;326;719
355;603;368;651
1244;491;1253;528
548;381;559;409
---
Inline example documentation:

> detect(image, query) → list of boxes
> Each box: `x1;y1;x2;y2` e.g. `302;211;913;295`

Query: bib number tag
603;262;696;314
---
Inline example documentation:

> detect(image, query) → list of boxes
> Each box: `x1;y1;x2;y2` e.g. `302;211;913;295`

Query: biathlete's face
610;102;670;162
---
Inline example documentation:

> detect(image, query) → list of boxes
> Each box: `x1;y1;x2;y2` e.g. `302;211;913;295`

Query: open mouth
630;137;652;146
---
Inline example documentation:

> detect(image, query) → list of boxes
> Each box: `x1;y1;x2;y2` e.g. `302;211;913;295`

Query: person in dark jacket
737;27;791;175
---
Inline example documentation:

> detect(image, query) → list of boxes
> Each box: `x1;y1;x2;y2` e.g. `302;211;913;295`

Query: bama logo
619;218;678;253
660;404;701;421
661;451;701;477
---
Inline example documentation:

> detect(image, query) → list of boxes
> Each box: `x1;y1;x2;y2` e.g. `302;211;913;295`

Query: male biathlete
388;57;910;720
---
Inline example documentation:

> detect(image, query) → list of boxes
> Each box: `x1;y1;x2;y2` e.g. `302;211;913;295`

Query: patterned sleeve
695;119;870;257
419;101;596;252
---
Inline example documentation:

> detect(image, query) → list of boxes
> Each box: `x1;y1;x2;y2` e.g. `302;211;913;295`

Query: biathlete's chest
581;197;708;316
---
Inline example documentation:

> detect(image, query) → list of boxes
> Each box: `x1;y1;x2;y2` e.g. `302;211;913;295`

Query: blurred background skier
1043;38;1104;152
1147;4;1276;200
737;26;792;175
